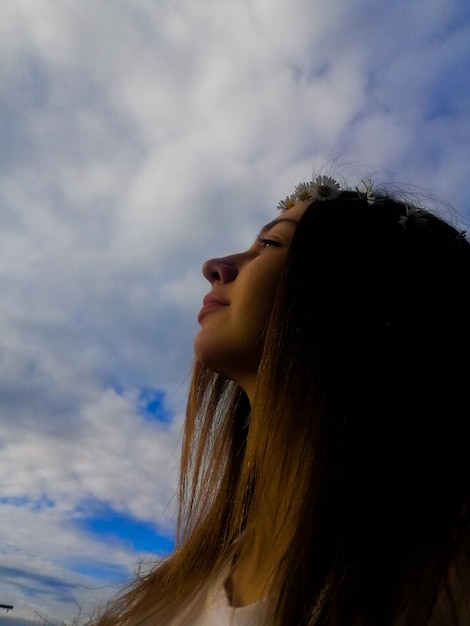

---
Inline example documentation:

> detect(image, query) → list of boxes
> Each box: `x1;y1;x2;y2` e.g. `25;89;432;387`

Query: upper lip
202;293;229;307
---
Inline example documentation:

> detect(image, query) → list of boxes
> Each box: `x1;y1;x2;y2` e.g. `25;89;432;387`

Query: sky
1;0;470;623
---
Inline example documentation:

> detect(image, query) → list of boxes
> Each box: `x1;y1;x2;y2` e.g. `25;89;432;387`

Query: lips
198;293;229;323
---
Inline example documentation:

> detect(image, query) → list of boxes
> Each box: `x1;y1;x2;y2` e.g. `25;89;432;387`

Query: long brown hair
93;191;470;625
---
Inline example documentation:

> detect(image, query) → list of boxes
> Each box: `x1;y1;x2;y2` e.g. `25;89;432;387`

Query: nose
202;255;239;284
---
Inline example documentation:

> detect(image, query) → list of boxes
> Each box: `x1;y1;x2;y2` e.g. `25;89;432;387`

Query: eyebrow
258;217;299;234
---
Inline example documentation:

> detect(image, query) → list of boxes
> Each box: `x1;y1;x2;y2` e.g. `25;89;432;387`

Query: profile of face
194;200;311;397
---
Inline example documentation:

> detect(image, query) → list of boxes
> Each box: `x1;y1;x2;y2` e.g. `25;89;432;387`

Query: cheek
251;290;276;327
246;271;283;331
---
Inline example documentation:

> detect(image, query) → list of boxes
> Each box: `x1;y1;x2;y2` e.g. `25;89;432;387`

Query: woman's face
194;200;311;398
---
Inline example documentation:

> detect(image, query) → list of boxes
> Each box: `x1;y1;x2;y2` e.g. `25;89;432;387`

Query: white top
177;569;268;626
188;582;267;626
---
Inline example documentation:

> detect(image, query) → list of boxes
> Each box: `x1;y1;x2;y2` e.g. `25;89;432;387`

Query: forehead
262;199;312;231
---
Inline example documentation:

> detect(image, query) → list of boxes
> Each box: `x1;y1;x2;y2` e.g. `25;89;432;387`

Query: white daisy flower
399;205;428;229
311;175;341;201
294;181;315;202
277;194;297;211
358;178;376;205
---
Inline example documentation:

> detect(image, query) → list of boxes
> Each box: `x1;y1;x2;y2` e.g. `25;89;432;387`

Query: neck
226;470;297;607
226;526;278;606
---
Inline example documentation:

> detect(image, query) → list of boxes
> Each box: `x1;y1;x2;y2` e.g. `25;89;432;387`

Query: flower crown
278;176;469;243
278;175;342;210
278;175;426;230
277;175;379;210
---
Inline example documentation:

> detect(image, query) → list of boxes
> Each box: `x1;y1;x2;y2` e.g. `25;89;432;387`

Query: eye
255;236;281;249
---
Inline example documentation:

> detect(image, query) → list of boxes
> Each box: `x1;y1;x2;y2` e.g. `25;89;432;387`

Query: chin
194;336;261;389
193;334;224;375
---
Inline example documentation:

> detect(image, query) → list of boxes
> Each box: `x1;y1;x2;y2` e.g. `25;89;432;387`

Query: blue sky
1;0;470;623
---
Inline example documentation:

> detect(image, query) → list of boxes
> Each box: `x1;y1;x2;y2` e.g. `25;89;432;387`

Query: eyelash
256;236;281;248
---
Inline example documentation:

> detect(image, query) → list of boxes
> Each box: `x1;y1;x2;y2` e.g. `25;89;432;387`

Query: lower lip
198;302;228;324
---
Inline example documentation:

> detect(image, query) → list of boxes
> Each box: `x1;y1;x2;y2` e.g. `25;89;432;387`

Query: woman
94;176;470;625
